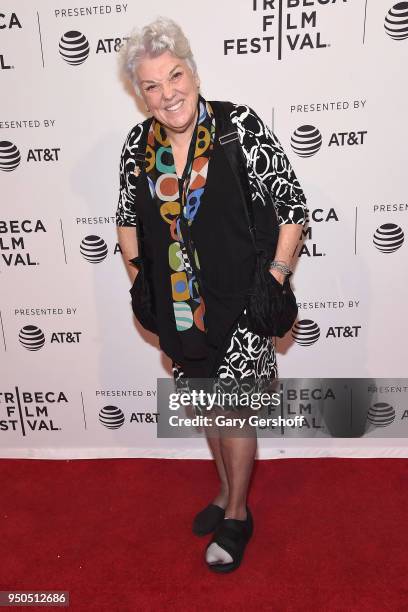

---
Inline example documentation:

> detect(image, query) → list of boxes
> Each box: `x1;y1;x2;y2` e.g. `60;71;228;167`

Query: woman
116;17;307;573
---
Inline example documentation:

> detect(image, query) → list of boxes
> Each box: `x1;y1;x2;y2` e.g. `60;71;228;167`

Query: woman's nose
162;80;175;100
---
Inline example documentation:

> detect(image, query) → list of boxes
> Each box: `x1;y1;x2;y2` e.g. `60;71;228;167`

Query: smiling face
135;50;200;137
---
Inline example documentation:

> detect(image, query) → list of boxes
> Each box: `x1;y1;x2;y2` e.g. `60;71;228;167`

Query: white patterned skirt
172;309;278;381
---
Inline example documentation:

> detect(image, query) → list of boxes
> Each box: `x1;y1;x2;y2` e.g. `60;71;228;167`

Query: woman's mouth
165;100;184;112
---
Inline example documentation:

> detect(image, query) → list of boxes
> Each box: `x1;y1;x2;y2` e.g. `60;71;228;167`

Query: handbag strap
209;100;257;252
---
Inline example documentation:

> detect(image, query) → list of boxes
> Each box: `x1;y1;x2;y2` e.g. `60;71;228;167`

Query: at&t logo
384;2;408;40
291;319;361;344
367;402;396;426
0;142;60;171
373;223;404;253
292;319;320;345
59;30;129;65
79;235;123;263
291;125;367;157
98;406;159;429
18;326;82;350
99;405;125;429
0;142;21;171
80;235;109;262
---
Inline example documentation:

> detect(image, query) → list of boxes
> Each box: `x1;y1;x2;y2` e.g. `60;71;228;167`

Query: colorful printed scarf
145;95;216;359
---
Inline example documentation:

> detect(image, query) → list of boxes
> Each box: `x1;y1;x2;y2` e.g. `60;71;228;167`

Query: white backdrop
1;0;407;459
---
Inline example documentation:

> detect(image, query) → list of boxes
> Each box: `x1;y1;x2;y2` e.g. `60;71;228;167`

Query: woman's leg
219;433;257;520
205;313;277;567
205;414;256;565
172;361;230;508
211;313;276;520
205;433;229;508
204;418;257;518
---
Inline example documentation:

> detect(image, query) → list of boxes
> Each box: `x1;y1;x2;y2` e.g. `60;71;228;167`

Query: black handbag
129;250;158;335
210;100;298;338
246;251;298;338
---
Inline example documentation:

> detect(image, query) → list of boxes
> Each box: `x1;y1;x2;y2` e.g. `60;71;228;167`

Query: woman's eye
171;72;182;80
145;84;157;92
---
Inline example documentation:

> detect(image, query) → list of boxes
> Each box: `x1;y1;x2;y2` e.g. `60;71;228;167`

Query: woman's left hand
269;269;285;286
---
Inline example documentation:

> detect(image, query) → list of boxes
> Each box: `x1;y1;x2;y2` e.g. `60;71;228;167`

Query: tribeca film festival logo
58;31;128;65
291;319;361;345
0;388;65;435
18;325;81;351
224;0;350;58
373;223;405;253
0;11;22;71
290;125;367;157
98;405;158;429
0;141;60;172
223;1;407;59
298;207;338;257
0;219;46;267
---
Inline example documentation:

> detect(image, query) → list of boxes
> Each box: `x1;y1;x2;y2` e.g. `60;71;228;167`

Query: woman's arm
231;104;308;284
269;224;303;284
258;116;307;284
116;123;145;283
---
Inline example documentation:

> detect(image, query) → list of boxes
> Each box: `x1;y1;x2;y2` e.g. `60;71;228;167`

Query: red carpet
1;457;407;611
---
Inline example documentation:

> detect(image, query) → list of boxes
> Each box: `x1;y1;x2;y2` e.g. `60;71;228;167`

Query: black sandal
205;507;254;573
192;503;225;536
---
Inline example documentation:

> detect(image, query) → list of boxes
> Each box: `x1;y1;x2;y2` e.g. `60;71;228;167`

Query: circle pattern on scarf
174;302;193;331
160;201;180;224
168;242;183;272
155;173;179;201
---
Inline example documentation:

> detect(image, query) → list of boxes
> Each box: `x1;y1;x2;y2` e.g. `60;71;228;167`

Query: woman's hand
269;268;285;286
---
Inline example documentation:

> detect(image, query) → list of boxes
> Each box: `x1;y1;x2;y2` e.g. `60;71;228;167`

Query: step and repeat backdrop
1;1;407;459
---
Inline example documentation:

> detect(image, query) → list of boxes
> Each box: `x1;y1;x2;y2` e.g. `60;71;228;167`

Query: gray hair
119;17;198;94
